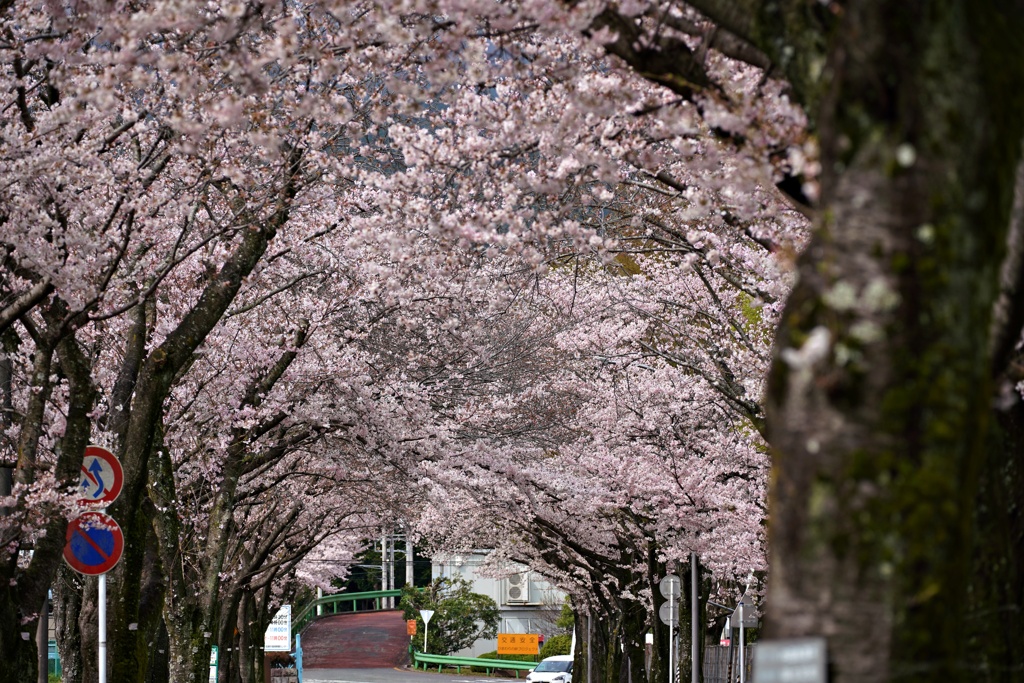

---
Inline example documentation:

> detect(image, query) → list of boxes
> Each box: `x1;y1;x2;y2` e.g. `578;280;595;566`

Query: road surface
305;667;520;683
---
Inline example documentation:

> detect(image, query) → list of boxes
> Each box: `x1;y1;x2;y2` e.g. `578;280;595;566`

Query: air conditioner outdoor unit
505;572;529;604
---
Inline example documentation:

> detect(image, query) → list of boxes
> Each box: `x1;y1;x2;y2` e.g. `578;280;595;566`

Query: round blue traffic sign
64;511;124;575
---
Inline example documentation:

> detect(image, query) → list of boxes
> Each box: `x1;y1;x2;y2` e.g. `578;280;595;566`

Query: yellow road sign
497;633;539;655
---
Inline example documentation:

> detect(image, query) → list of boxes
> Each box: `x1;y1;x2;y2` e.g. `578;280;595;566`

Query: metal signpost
659;574;680;683
292;634;303;683
690;554;698;683
731;594;758;683
65;445;124;683
420;609;435;653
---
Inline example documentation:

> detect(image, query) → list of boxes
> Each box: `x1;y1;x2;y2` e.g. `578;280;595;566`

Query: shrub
401;576;500;655
540;635;571;658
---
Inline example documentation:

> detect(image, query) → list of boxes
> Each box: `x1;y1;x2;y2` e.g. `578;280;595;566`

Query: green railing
292;589;405;636
412;652;538;677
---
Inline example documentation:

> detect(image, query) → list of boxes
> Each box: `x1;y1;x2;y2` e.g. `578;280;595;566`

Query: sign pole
659;574;681;683
691;554;697;683
293;634;303;683
667;589;675;683
99;572;107;683
63;445;124;683
741;602;749;683
419;609;434;653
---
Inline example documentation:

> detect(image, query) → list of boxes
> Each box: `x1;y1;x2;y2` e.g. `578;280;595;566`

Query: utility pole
388;536;396;608
405;536;414;587
380;535;389;607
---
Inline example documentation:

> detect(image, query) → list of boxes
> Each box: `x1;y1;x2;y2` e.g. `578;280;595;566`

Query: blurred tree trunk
761;2;1024;681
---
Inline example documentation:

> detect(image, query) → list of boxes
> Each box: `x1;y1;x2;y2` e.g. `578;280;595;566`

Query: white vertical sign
420;609;435;652
209;645;219;683
264;605;292;652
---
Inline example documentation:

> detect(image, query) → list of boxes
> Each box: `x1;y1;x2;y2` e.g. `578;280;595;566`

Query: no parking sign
64;511;124;575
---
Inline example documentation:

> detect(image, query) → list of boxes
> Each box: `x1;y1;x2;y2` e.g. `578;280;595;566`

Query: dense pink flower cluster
0;0;811;675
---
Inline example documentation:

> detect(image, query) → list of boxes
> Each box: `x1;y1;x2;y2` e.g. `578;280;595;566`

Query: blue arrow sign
86;458;106;498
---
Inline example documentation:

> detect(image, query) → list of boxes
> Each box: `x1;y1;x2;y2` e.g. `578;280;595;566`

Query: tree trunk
79;578;98;683
238;591;258;683
217;587;244;683
145;621;170;683
54;564;84;683
647;553;670;683
764;2;1024;681
963;400;1024;676
620;600;648;683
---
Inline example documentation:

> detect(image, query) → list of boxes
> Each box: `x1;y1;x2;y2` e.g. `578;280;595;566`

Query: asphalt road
304;667;519;683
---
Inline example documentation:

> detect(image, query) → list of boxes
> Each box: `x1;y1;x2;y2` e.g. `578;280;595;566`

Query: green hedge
539;635;571;659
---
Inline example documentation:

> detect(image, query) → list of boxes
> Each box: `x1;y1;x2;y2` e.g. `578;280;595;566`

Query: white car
526;655;574;683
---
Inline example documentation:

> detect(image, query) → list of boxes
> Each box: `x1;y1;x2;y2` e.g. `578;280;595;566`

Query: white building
432;552;566;656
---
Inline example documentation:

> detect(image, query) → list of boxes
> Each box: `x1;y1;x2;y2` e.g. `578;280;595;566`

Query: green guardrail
293;589;405;636
413;652;538;677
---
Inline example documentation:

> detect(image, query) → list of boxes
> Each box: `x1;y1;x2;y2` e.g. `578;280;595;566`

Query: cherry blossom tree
1;3;793;679
5;2;1017;683
410;229;784;681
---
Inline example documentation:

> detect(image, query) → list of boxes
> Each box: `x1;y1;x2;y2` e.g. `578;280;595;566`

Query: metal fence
702;644;754;683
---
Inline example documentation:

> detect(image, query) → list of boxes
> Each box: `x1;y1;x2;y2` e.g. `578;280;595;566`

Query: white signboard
659;574;681;599
264;605;292;652
752;638;827;683
209;645;218;683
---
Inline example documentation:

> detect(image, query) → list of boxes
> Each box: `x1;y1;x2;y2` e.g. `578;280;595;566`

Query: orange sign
497;633;539;655
407;619;417;636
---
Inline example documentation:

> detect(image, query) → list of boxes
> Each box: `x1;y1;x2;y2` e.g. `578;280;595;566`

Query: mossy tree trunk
573;610;619;683
54;564;84;683
760;2;1024;681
